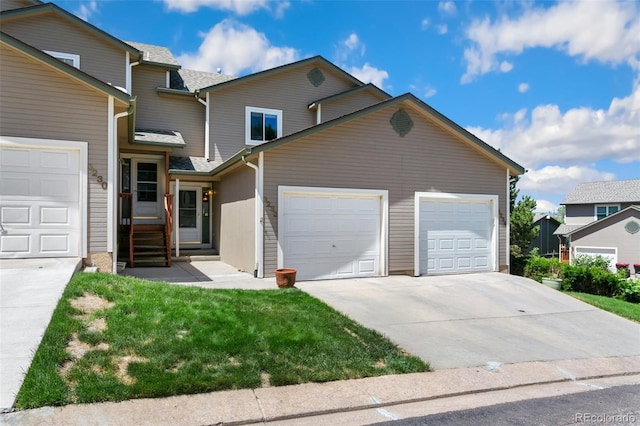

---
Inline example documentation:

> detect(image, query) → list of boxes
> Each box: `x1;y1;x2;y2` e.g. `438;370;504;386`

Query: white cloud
163;0;288;16
437;24;448;35
467;82;640;170
533;199;558;214
438;1;457;16
421;18;430;31
461;0;640;82
520;165;616;196
518;82;529;93
76;0;97;21
344;33;361;52
348;63;389;88
176;20;299;75
337;33;366;61
499;61;513;72
424;86;437;98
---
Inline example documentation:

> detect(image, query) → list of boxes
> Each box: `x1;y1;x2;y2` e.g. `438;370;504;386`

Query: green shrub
572;254;611;271
616;279;640;303
524;252;564;282
562;264;622;297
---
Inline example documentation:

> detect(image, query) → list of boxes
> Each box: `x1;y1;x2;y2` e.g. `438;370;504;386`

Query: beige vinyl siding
1;12;127;87
0;0;33;12
213;165;255;273
209;63;358;163
320;91;387;123
130;66;205;157
565;203;637;226
0;43;112;254
262;104;507;276
571;209;640;267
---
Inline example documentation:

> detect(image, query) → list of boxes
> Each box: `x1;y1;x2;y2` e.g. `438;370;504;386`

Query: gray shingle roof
134;129;185;147
126;41;179;66
553;224;581;235
170;69;236;92
169;156;222;173
562;179;640;204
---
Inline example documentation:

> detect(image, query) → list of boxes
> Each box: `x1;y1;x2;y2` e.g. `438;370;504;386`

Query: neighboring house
0;1;525;280
530;214;561;257
555;179;640;273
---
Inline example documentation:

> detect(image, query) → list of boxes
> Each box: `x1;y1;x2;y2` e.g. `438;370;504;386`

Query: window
245;107;282;145
44;50;80;68
595;205;619;220
136;162;157;202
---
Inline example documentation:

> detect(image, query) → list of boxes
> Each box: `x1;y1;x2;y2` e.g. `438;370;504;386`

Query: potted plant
275;268;297;288
616;263;630;279
541;261;563;290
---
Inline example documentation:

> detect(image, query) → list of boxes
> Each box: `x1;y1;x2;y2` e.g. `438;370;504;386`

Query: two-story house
555;179;640;273
1;0;526;280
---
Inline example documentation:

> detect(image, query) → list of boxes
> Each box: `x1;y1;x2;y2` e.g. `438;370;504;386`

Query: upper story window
44;50;80;68
595;204;619;220
245;107;282;145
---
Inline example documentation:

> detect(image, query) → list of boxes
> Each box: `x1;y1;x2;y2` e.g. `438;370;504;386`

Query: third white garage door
279;187;386;281
417;194;497;275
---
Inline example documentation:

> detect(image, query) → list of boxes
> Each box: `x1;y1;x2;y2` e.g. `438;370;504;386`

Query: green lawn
16;273;428;409
566;292;640;323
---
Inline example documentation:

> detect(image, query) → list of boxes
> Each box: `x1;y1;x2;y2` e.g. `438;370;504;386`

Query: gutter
242;154;264;278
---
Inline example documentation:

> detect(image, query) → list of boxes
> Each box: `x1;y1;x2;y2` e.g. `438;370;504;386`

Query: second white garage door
417;194;497;275
279;187;386;281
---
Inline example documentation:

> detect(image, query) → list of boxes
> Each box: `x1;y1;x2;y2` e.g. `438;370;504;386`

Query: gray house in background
555;179;640;273
530;214;561;257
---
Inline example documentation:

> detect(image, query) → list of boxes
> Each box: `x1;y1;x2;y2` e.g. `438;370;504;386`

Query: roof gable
198;56;364;94
0;3;140;57
308;83;390;108
562;179;640;205
0;31;130;104
211;92;525;177
567;205;640;235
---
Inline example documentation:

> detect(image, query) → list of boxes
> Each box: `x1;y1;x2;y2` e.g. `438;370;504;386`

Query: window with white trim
245;107;282;145
44;50;80;68
595;204;619;220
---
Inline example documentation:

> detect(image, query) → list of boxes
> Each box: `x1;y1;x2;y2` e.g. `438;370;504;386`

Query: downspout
316;103;322;125
110;104;133;274
506;168;510;274
242;153;264;278
126;52;140;95
196;91;210;161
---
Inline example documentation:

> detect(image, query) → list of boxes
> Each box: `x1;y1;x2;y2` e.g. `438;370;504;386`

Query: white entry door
132;159;164;224
280;188;385;281
0;144;82;258
175;186;202;247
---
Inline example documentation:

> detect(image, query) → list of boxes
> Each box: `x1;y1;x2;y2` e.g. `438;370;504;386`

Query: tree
509;175;520;213
510;195;539;275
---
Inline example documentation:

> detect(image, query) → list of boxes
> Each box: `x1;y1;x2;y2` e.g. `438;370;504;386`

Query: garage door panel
282;191;382;281
419;198;493;275
0;145;81;258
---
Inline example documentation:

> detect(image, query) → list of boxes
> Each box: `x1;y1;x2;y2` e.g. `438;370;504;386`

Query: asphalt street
372;384;640;426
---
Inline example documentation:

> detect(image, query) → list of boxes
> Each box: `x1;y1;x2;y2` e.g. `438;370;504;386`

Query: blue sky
61;0;639;212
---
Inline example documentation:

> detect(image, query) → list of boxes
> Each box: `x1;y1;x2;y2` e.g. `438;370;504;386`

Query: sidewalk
3;355;640;425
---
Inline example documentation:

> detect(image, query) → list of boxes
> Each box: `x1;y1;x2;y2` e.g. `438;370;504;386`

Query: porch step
129;224;171;268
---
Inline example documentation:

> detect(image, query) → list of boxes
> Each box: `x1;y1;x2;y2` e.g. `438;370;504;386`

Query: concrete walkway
0;258;81;411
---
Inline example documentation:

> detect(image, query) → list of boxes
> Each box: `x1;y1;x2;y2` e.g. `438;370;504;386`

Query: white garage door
574;247;617;272
0;145;81;258
418;197;494;275
280;190;383;281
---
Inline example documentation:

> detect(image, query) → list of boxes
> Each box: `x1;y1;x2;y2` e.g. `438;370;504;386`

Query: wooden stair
129;224;171;267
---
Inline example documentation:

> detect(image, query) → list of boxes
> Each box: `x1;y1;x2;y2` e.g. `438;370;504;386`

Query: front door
121;157;165;224
176;186;202;247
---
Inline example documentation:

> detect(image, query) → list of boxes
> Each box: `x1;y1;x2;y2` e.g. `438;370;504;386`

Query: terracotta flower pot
275;268;297;288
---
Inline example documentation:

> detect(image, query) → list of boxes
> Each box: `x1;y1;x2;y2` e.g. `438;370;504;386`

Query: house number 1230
88;164;108;190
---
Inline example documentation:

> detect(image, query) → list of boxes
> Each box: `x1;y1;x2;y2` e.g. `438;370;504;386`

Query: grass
566;292;640;323
16;273;428;409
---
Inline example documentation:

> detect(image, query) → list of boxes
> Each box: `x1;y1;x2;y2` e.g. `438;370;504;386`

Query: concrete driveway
0;258;81;411
296;273;640;370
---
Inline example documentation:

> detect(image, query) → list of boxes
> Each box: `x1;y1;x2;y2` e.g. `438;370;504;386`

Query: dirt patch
66;333;93;359
70;293;114;314
374;360;387;368
87;317;108;333
228;357;241;366
261;372;271;388
115;355;148;386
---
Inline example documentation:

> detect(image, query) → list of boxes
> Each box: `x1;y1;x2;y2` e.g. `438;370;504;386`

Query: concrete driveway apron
0;258;80;411
297;273;640;370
